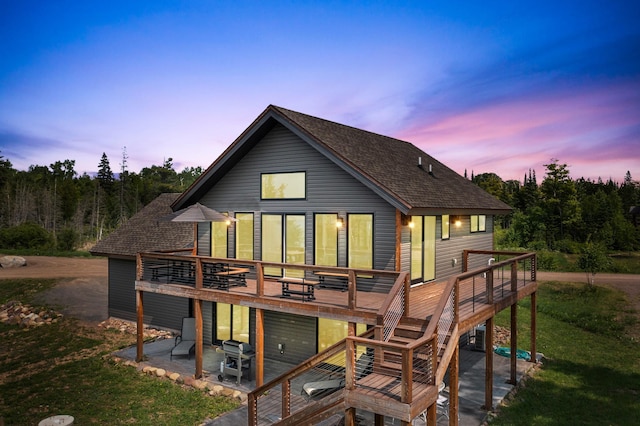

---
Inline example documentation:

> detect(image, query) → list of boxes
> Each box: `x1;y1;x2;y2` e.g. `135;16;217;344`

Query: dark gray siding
400;215;497;283
198;124;397;271
108;258;188;330
263;311;316;364
435;215;495;280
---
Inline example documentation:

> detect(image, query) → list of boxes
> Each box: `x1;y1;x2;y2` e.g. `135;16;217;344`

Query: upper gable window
470;215;486;233
261;172;306;200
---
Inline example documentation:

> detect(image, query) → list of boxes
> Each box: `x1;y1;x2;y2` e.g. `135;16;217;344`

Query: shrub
56;228;78;251
0;222;54;250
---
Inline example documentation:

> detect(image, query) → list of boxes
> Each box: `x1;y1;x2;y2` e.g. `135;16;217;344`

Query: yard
1;256;639;424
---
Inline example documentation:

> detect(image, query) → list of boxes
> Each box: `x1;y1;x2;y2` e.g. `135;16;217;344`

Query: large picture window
315;214;338;267
211;219;228;258
318;318;367;353
235;213;254;260
261;213;305;278
215;303;249;344
348;214;373;269
261;172;306;199
410;216;436;282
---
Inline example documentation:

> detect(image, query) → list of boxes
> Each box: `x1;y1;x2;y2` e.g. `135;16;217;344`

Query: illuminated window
348;214;373;269
215;303;249;344
471;215;486;233
410;216;436;282
235;213;254;260
315;214;338;267
318;318;367;353
442;215;450;240
261;172;306;199
211;219;228;258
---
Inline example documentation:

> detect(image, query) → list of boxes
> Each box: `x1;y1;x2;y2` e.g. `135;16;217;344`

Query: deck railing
460;251;537;313
376;272;410;342
136;252;403;313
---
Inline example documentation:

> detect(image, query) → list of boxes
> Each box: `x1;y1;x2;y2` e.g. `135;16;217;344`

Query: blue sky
1;0;638;182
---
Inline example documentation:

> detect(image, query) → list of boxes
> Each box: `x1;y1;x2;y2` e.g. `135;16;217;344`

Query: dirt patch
0;255;107;279
1;255;109;326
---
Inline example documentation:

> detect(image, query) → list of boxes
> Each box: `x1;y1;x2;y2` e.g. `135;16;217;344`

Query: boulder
0;256;26;268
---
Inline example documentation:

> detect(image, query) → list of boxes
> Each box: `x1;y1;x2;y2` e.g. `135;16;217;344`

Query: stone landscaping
0;300;63;327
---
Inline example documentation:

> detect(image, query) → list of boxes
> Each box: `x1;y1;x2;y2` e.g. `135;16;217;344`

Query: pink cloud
396;81;640;182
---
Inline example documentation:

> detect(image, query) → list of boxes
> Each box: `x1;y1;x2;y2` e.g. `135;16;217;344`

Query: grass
0;279;239;425
491;281;640;425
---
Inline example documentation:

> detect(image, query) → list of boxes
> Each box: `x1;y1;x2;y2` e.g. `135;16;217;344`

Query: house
90;193;193;330
98;105;537;425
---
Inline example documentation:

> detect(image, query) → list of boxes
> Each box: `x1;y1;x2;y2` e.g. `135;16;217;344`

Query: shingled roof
90;193;193;258
175;105;512;214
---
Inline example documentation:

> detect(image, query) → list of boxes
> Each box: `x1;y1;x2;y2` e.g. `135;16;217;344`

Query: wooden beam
256;308;264;387
484;317;494;410
282;379;291;418
136;290;144;362
195;298;203;379
450;344;459;426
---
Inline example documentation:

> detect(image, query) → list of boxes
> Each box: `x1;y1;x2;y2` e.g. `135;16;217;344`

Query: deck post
509;304;517;385
484;317;494;410
136;289;144;362
450;344;459;425
195;298;203;379
256;308;264;386
345;407;357;426
531;291;537;364
282;379;291;418
348;270;357;310
486;269;494;304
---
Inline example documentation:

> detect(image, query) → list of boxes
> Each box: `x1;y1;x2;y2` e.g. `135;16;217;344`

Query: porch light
409;221;415;228
454;217;462;227
336;218;344;228
225;219;232;226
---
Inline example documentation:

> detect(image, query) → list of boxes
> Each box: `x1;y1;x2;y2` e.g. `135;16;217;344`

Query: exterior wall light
336;218;344;228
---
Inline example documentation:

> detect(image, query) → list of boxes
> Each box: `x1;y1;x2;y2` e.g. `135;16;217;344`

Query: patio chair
302;352;373;400
171;317;196;360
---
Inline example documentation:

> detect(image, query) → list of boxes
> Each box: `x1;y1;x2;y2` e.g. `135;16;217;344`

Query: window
235;213;254;260
261;213;305;277
442;215;450;240
471;215;486;233
215;303;249;344
261;172;306;199
410;216;436;282
315;214;338;267
211;219;228;258
348;214;373;269
318;318;367;353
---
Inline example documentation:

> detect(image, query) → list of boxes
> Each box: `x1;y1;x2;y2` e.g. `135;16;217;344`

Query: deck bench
279;277;319;301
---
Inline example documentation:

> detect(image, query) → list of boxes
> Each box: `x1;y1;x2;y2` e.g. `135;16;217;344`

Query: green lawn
491;281;640;425
0;278;238;425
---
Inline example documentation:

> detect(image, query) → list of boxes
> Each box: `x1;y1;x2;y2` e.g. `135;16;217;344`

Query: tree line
1;151;638;254
0;150;202;250
471;159;639;252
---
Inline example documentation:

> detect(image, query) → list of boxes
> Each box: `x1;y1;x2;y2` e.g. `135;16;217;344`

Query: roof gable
175;105;511;214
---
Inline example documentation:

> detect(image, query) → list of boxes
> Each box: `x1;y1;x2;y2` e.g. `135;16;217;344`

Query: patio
114;338;539;425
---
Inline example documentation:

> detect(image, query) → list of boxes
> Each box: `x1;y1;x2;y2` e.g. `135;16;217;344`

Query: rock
0;256;26;268
169;372;181;381
155;368;166;377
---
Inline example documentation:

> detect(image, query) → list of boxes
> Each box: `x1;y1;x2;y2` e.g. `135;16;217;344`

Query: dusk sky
1;1;639;183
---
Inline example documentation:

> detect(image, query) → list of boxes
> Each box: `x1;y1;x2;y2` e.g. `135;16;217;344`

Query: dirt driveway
0;256;109;324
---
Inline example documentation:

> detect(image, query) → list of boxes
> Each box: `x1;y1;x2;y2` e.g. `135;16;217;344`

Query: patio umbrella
161;203;234;223
160;203;235;254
